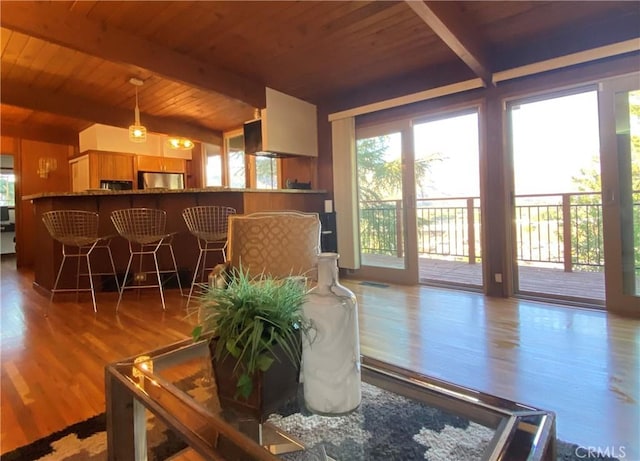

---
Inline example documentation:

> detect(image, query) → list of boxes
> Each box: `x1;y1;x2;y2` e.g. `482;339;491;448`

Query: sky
414;112;480;198
385;90;601;199
510;90;600;195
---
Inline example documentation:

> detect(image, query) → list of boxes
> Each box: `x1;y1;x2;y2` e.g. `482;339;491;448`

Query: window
222;130;279;189
255;157;279;189
226;133;246;188
204;143;223;187
0;170;15;206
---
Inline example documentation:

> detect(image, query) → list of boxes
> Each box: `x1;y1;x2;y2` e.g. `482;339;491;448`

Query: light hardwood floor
1;255;638;459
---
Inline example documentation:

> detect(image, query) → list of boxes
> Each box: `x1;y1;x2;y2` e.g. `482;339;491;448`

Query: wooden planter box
209;338;301;422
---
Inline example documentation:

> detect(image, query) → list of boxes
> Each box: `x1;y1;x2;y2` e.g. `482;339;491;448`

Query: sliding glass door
354;110;481;287
412;110;482;288
355;121;418;284
507;75;639;312
598;73;640;313
508;89;605;304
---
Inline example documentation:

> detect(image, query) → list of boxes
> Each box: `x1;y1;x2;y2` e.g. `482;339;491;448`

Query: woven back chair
110;208;182;310
41;210;119;312
182;206;236;305
225;211;321;281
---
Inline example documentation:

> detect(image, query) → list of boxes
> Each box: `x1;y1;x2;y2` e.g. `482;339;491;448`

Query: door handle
603;189;615;205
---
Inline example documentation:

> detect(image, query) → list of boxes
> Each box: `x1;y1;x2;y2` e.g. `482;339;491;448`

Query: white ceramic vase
302;252;361;415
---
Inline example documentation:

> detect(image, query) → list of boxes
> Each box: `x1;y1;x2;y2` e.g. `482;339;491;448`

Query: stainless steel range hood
243;88;318;158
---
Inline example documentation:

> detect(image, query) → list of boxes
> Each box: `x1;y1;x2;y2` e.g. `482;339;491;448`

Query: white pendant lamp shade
129;78;147;143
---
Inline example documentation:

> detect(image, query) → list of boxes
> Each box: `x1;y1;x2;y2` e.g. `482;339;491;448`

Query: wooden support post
395;200;404;258
467;197;476;264
562;194;573;272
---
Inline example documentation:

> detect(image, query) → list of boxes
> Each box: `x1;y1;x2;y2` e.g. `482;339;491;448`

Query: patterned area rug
1;379;620;461
270;382;493;461
1;412;186;461
268;382;620;461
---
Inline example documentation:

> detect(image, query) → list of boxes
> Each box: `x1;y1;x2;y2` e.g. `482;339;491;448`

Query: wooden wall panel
1;135;18;153
241;192;325;215
316;105;334;198
186;142;205;189
280;156;316;190
16;138;73;268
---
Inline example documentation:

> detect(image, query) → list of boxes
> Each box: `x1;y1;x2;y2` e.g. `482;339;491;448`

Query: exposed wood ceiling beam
405;0;494;87
328;78;484;121
328;40;639;121
1;82;222;145
0;1;266;109
493;39;640;83
0;121;79;146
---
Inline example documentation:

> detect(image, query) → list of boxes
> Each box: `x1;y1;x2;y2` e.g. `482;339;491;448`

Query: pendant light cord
134;86;142;124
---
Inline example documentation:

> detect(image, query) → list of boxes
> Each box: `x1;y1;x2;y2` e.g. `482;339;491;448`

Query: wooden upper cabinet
96;151;135;181
69;151;135;190
70;155;90;192
69;151;187;191
162;156;186;173
136;155;163;172
137;155;186;173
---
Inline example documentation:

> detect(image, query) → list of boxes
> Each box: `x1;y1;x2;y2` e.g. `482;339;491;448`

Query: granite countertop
24;188;327;201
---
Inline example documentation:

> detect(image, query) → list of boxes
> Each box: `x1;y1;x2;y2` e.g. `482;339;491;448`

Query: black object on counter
319;212;337;253
286;179;311;190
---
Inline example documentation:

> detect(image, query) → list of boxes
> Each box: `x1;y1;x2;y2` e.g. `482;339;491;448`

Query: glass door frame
598;72;640;314
411;107;484;289
355;119;419;285
506;85;604;305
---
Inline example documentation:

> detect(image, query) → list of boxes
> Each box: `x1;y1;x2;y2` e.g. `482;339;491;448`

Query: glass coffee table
105;337;556;461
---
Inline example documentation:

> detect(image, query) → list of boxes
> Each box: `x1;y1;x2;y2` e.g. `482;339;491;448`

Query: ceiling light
166;137;194;150
128;78;147;143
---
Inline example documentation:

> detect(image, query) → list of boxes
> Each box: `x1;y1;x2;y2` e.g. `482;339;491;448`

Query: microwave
99;180;133;191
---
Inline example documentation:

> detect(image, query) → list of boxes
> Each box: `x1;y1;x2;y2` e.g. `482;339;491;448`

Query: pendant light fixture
128;78;147;143
166;137;194;150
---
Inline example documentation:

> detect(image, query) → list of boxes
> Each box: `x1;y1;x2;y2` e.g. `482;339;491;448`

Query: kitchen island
25;188;326;293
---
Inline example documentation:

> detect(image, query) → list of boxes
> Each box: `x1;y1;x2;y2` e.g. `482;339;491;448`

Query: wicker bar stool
41;210;119;313
182;205;236;306
110;208;183;311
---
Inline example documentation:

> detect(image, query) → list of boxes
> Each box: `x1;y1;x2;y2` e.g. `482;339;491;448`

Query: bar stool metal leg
116;242;135;312
116;239;171;311
182;206;235;307
111;208;182;311
42;210;118;314
152;244;167;310
85;248;97;312
165;238;183;296
49;246;68;308
105;244;120;293
49;241;101;313
187;243;206;306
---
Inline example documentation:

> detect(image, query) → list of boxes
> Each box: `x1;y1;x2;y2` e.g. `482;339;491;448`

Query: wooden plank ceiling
0;1;638;145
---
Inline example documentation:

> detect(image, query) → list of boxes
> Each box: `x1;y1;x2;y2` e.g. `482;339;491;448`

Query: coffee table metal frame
105;337;556;461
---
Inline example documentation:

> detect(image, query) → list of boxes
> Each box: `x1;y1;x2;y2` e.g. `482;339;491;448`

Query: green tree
356;135;438;255
255;157;277;189
0;173;16;206
571;90;640;272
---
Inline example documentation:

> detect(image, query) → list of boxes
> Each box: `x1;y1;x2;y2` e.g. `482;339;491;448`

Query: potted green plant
192;266;309;420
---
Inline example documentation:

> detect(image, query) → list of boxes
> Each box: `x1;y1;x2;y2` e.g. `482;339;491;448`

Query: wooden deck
361;254;606;302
